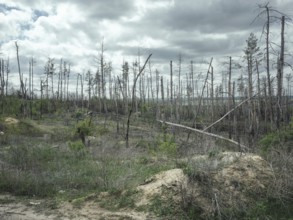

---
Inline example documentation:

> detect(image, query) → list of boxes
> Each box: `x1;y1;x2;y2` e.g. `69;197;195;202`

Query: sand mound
137;168;187;206
4;117;19;125
136;152;274;218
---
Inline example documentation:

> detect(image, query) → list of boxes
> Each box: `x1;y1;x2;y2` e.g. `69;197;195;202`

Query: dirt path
0;195;149;220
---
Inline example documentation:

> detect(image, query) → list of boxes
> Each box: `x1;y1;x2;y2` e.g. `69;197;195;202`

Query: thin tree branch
203;94;258;132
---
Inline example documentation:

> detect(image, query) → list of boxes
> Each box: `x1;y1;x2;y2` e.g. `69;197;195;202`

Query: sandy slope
0;195;149;220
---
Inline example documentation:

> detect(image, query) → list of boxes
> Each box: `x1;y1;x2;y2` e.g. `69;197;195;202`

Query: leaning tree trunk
125;54;152;147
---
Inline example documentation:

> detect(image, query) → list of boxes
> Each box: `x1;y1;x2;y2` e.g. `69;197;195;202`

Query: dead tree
15;42;25;98
170;61;173;103
228;57;232;139
255;3;289;128
276;16;285;128
244;33;260;147
187;58;213;141
158;120;248;151
122;61;129;114
0;59;5;96
5;57;9;96
57;59;63;100
125;54;152;147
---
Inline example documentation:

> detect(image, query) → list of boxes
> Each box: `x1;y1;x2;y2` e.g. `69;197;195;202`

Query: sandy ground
0;195;149;220
0;152;273;219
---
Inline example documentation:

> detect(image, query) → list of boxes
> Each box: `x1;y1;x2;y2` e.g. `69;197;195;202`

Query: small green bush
259;122;293;155
155;134;177;158
68;140;85;151
76;119;91;136
96;126;109;135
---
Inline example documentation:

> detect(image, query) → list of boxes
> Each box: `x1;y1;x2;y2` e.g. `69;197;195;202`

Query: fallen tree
157;120;248;151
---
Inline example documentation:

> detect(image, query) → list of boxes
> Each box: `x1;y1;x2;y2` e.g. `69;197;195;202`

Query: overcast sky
0;0;293;94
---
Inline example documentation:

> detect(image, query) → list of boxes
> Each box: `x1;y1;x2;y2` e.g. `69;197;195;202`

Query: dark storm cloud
66;0;135;20
118;45;182;62
141;0;261;33
114;0;292;64
148;0;290;34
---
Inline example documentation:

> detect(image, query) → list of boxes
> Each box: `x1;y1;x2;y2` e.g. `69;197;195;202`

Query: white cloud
0;0;292;96
0;8;31;40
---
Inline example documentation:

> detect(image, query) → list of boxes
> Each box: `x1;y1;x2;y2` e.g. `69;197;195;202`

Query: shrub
259;122;293;155
156;134;177;158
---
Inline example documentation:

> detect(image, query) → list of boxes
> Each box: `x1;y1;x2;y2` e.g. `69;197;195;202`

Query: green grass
0;141;176;201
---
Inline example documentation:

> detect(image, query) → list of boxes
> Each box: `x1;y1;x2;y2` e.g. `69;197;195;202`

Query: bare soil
0;194;149;220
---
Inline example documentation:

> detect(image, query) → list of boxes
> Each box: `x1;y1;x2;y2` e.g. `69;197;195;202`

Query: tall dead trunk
31;58;34;100
210;65;214;125
276;16;285;128
161;76;164;104
187;58;213;141
228;57;232;139
265;5;274;128
81;73;84;111
58;59;63;101
15;42;25;98
66;64;70;101
125;54;152;147
190;61;195;105
0;59;5;96
256;59;261;135
170;61;173;103
5;58;9;96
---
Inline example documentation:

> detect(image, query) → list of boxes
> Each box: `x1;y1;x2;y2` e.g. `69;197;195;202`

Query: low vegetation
0;111;292;219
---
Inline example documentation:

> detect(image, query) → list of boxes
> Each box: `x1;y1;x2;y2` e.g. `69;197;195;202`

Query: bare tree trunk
228;57;232;139
28;60;32;118
187;58;213;141
190;61;195;105
125;54;152;147
5;58;9;96
158;120;248;151
31;58;34;100
203;93;258;132
15;42;25;98
114;81;120;134
67;64;70;101
81;73;84;111
87;70;92;109
76;74;79;106
276;16;285;128
0;59;5;96
177;54;182;123
58;59;63;101
265;5;274;128
256;60;261;136
149;60;154;103
210;65;214;125
160;76;164;104
170;61;173;103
